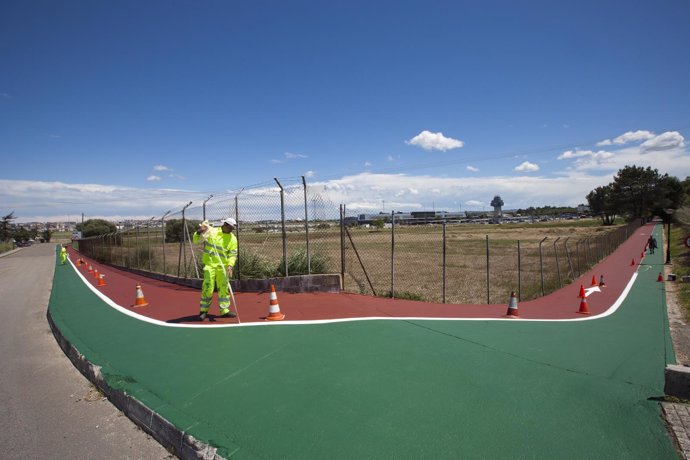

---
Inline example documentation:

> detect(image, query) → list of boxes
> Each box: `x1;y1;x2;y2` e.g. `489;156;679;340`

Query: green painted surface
49;228;678;458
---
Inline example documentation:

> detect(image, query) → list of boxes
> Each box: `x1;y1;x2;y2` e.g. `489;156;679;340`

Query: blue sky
2;0;690;222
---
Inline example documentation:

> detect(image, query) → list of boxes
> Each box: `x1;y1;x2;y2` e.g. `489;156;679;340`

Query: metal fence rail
76;179;638;305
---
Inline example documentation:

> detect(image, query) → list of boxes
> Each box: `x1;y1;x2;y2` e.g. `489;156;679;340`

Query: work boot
219;310;237;318
199;312;207;321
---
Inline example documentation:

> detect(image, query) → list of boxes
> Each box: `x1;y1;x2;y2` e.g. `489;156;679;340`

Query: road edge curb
46;309;225;460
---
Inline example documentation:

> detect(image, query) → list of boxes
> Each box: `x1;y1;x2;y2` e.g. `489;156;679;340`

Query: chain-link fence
77;179;340;283
339;207;638;304
76;179;638;304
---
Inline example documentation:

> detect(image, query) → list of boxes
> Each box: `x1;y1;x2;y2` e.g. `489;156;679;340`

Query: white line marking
67;258;639;329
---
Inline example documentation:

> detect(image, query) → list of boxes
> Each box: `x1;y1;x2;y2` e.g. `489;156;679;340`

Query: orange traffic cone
76;258;81;267
132;284;149;307
591;275;597;287
265;284;285;321
577;295;591;315
505;291;519;318
658;272;664;282
93;268;99;279
631;258;636;266
97;274;106;287
599;275;606;288
578;284;586;298
641;251;645;259
88;264;93;273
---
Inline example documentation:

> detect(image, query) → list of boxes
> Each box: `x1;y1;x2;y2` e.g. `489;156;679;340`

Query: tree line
1;212;51;244
586;165;688;225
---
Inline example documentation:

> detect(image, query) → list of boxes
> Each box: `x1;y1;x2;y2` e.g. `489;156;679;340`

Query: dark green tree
42;229;53;243
165;219;200;243
371;218;385;230
1;212;15;241
611;166;661;220
652;175;686;225
587;185;617;225
14;227;30;243
77;219;117;237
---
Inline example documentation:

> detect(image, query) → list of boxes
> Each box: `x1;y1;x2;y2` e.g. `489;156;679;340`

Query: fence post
391;211;395;299
147;217;153;272
235;195;241;281
135;224;140;268
553;237;562;288
485;235;490;304
344;226;377;296
203;194;213;221
339;204;345;290
517;240;521;301
184;219;200;279
274;178;288;277
539;237;548;296
178;201;192;278
302;176;310;274
161;210;171;275
564;237;574;280
442;222;446;303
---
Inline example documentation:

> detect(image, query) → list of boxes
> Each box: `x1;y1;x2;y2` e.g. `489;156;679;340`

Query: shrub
277;248;331;276
237;248;277;279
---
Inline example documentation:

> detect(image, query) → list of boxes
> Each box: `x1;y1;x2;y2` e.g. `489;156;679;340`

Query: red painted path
67;222;658;325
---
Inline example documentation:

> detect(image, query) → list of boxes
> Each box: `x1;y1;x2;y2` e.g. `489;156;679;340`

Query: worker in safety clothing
60;245;68;265
193;217;238;320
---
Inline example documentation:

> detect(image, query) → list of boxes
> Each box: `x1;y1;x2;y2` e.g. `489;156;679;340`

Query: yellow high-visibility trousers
199;265;231;314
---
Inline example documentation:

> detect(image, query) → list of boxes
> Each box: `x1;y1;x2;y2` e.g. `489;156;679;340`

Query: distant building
577;204;590;214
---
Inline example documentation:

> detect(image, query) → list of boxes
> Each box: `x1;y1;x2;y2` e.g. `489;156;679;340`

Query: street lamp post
665;209;675;264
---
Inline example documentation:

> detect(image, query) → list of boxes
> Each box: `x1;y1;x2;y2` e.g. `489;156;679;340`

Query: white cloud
284;152;308;159
557;149;614;164
466;165;479;172
640;131;685;152
364;161;372;167
304;170;316;178
464;200;484;208
559;130;688;174
309;171;610;213
406;130;465;151
597;130;656;146
387;155;396;162
558;150;588;160
147;175;162;181
0;179;209;223
272;152;308;164
514;161;540;172
154;165;172;172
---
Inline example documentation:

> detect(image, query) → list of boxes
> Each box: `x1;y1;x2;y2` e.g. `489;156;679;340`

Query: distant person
192;218;238;320
648;235;657;254
60;244;68;265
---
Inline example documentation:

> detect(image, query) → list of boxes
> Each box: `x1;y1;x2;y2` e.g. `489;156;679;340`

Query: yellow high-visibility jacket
193;226;238;268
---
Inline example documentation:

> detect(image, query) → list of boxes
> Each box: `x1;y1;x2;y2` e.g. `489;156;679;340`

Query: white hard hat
220;217;237;227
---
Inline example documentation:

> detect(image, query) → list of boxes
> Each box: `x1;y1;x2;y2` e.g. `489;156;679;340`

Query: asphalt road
0;244;173;459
